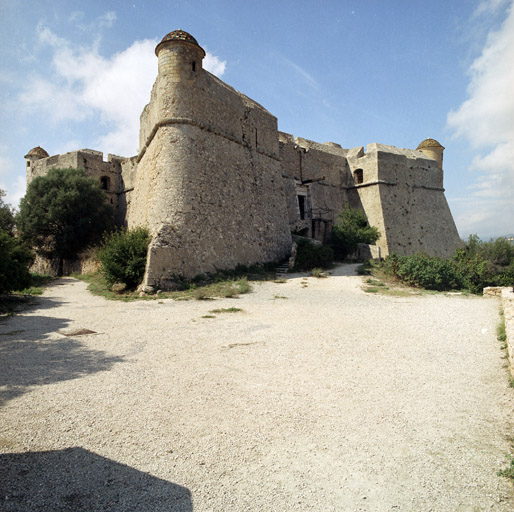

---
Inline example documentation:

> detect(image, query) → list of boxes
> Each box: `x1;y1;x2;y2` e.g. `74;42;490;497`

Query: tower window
192;61;196;72
354;169;363;184
100;176;110;190
26;161;30;167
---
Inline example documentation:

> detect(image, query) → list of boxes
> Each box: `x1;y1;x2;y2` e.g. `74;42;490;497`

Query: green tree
0;189;15;234
17;168;113;273
98;227;150;290
330;207;380;260
0;230;33;294
0;189;33;294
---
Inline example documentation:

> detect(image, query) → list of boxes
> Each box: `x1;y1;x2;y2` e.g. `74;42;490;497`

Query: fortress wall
135;124;291;288
379;183;462;257
347;149;380;186
24;32;464;279
28;152;80;184
294;137;350;158
347;185;389;256
116;156;138;226
127;127;187;230
299;145;349;234
138;70;279;162
347;150;388;255
279;138;303;227
369;145;442;189
279;135;349;238
27;149;121;213
131;62;292;287
347;146;460;257
372;149;461;257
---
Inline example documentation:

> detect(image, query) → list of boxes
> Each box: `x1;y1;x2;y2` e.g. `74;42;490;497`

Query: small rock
111;282;126;294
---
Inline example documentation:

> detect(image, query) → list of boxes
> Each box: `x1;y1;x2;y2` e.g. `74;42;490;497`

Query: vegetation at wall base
498;455;514;480
330;207;380;260
376;236;514;294
454;235;514;293
76;272;254;301
293;238;333;271
381;253;464;291
98;227;150;290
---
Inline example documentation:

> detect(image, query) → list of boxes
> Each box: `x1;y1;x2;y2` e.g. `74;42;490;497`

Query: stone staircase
275;263;290;279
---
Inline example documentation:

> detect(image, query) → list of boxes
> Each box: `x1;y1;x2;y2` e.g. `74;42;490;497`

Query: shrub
381;253;463;291
330;207;380;260
0;230;33;294
311;267;326;278
293;238;333;271
454;235;514;293
98;227;150;290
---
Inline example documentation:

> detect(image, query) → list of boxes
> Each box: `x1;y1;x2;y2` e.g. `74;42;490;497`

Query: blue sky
1;0;512;239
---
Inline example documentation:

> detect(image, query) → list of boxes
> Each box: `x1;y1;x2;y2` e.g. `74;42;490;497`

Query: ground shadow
0;311;123;406
0;448;192;511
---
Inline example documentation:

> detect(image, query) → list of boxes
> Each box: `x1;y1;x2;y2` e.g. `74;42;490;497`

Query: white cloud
204;48;226;76
474;0;510;16
19;27;227;157
447;1;514;237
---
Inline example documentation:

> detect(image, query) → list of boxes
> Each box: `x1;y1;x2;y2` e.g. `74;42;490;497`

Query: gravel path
1;265;513;511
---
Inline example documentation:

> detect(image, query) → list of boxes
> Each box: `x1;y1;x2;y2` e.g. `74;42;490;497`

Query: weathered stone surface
501;288;514;375
484;286;503;297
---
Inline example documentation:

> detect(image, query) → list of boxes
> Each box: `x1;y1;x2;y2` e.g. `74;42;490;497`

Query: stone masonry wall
348;144;462;258
502;288;514;376
27;149;126;222
129;63;292;288
279;133;350;241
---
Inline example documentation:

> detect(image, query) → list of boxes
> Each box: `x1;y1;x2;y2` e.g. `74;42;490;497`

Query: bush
0;230;33;294
396;253;463;291
454;235;514;293
293;238;333;271
330;207;380;260
381;253;463;291
380;236;514;294
98;228;150;290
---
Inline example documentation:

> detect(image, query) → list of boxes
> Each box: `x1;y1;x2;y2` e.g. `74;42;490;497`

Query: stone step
275;264;290;278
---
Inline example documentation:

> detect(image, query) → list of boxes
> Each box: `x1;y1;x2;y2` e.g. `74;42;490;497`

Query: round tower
154;29;205;82
24;146;49;182
24;145;49;167
416;138;444;170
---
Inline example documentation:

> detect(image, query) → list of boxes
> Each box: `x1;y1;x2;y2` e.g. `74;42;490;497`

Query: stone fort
25;29;462;289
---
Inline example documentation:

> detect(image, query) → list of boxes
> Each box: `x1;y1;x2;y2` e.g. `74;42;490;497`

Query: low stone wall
30;252;100;276
501;288;514;375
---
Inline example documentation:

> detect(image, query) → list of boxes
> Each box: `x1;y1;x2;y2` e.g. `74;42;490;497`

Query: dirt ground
1;265;513;511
